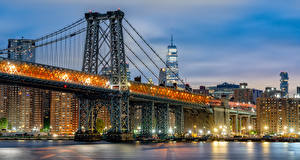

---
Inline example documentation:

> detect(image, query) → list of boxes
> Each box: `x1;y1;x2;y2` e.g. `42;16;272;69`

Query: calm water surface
0;140;299;160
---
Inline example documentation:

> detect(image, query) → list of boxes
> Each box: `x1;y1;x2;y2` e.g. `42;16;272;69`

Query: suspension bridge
0;10;255;141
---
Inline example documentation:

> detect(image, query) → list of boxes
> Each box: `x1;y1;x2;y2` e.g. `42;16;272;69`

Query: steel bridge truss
80;10;129;135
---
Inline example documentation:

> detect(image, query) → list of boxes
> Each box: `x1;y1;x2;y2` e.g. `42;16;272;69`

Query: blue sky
1;0;300;94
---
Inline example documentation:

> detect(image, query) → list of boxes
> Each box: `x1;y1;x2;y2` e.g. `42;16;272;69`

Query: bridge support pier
155;103;169;139
175;106;184;137
141;101;155;138
107;92;133;141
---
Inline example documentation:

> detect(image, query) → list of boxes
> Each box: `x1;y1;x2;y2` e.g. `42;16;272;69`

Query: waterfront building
208;82;239;99
50;92;79;135
234;83;262;104
2;38;50;132
0;84;8;119
165;36;179;87
280;72;289;98
256;97;299;135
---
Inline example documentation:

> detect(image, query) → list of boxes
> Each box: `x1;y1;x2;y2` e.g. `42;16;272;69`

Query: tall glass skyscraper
166;36;179;87
280;72;289;98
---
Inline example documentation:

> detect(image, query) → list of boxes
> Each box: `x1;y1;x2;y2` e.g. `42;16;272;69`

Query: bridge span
0;10;256;141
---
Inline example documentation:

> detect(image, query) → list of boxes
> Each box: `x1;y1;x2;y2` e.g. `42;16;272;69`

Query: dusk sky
1;0;300;94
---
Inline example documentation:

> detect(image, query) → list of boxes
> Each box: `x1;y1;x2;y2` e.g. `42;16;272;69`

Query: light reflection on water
0;141;299;159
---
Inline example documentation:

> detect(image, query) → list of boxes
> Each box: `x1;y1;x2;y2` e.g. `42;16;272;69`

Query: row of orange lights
0;59;211;104
129;82;209;104
0;60;110;89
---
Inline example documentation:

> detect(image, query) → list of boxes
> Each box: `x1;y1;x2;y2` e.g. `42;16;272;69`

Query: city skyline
1;0;300;93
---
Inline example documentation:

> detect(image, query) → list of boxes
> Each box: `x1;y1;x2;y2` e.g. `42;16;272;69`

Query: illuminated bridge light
61;73;69;81
0;59;214;105
85;77;91;85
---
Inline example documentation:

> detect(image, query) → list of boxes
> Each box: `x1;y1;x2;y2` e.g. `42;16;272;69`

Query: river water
0;140;299;159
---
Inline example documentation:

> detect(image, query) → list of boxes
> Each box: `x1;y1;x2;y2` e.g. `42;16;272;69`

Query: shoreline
0;137;300;143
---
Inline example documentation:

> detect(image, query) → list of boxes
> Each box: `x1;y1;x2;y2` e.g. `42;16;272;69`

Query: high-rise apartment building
256;98;299;135
166;36;179;87
280;72;289;98
8;39;35;62
50;92;79;135
1;38;51;132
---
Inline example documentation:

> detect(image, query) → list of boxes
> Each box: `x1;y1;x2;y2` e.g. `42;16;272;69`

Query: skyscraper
280;72;289;97
166;36;179;87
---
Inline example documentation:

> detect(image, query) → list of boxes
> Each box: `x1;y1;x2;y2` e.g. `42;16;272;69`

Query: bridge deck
0;58;209;105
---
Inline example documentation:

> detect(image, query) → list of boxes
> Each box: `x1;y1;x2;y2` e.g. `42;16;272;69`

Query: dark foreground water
0;141;299;160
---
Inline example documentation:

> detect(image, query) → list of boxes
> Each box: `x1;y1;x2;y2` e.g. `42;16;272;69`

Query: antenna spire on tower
171;35;174;46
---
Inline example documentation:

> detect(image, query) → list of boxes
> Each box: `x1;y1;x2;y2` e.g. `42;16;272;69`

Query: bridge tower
78;10;130;140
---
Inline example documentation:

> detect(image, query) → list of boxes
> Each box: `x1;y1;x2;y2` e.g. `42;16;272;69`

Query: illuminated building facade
50;92;79;135
280;72;289;98
2;38;48;132
256;98;299;135
166;36;179;87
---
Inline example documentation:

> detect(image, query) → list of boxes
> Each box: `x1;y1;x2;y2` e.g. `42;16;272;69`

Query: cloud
1;0;300;95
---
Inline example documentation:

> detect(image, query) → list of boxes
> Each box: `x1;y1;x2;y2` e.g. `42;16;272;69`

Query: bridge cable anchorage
124;18;190;90
98;25;158;81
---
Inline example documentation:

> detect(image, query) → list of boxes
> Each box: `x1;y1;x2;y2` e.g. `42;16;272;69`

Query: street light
199;129;203;135
152;129;156;134
168;128;173;134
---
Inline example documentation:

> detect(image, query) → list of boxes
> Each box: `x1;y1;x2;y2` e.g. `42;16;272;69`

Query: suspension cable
0;27;86;56
122;25;160;70
126;55;151;83
124;43;159;80
124;18;188;88
98;25;158;81
35;18;85;42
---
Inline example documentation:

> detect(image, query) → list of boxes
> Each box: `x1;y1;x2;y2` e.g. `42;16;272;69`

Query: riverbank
1;136;300;143
0;136;74;140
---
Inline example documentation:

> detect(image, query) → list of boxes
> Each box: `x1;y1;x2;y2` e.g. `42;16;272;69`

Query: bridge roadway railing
0;58;210;105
